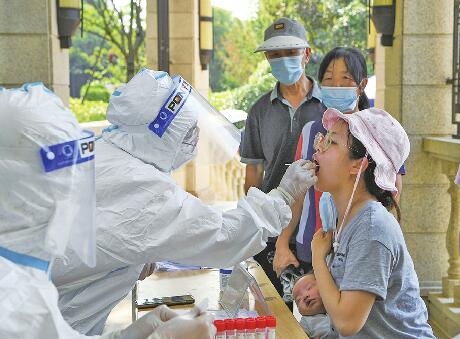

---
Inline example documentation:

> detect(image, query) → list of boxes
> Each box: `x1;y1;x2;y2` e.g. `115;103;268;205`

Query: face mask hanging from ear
332;153;368;253
319;192;337;233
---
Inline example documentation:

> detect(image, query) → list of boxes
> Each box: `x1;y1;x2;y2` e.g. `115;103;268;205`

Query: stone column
0;0;70;105
146;0;213;200
146;0;209;96
383;0;455;292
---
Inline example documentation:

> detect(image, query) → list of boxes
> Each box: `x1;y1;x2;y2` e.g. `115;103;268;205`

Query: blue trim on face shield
22;82;55;95
0;245;50;272
154;71;168;80
148;75;192;137
40;130;95;172
102;124;119;133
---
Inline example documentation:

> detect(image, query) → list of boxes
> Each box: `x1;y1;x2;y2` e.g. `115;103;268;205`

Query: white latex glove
101;305;180;339
276;159;317;205
147;313;216;339
138;263;156;280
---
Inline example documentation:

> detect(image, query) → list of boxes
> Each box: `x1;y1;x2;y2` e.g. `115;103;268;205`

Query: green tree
209;7;233;91
210;7;264;91
210;0;369;93
85;0;145;82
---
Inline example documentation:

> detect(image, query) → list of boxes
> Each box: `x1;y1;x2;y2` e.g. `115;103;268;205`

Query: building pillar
146;0;209;96
146;0;213;200
383;0;455;292
0;0;70;104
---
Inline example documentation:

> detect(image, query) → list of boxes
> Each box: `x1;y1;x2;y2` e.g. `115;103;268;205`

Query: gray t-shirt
329;201;434;338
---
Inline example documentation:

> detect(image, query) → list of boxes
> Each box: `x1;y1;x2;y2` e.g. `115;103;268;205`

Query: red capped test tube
225;318;236;339
245;318;256;339
235;318;246;339
214;319;226;339
266;316;276;339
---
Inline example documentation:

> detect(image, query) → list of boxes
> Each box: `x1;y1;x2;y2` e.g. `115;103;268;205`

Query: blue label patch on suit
40;130;95;172
148;75;192;137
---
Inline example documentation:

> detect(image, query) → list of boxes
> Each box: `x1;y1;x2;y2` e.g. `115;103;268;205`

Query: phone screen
136;294;195;309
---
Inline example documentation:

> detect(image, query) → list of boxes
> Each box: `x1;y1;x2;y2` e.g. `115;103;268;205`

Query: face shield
0;130;96;267
148;75;241;168
0;84;96;268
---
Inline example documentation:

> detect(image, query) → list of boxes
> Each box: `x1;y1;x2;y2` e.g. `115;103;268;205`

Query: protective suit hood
0;83;96;266
103;68;241;173
103;69;199;172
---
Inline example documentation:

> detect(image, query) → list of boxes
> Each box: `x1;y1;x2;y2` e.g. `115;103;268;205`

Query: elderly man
240;17;326;308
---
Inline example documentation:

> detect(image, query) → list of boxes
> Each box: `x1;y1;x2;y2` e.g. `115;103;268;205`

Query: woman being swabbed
309;107;434;338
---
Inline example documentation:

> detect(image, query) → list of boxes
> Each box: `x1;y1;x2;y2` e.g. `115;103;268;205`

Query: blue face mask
320;86;358;113
268;55;304;85
319;192;337;232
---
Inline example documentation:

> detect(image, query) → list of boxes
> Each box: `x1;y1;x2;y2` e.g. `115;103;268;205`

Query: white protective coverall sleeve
93;139;292;269
0;257;99;339
52;139;292;335
0;255;200;339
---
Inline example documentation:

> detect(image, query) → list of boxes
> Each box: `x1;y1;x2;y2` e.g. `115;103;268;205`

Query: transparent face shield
0;130;96;267
148;75;241;167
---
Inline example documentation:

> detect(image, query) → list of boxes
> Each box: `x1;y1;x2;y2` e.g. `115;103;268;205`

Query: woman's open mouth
314;160;320;173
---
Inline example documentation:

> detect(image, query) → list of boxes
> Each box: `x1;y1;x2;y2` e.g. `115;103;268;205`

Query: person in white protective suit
0;83;216;339
51;69;318;336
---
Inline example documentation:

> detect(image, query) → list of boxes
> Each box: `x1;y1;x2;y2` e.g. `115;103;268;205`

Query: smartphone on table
136;294;195;309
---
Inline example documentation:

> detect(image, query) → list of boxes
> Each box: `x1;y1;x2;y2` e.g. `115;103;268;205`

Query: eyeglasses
313;131;361;155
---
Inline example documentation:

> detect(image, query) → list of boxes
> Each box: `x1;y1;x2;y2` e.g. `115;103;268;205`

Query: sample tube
235;318;245;339
266;316;276;339
225;318;236;339
245;318;256;339
255;317;266;339
214;319;226;339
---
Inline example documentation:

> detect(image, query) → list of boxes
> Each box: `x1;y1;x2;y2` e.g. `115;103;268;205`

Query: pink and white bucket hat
322;107;410;192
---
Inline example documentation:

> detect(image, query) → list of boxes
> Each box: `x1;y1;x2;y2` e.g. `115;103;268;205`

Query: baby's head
293;273;325;316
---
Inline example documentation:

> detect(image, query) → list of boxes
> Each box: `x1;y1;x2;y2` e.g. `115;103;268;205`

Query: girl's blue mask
319;192;337;232
268;55;304;85
320;86;358;113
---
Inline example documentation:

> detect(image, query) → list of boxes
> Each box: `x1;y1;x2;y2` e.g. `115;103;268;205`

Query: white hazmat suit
52;70;317;335
0;83;215;339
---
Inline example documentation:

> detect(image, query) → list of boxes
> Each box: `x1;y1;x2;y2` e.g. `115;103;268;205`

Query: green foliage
231;61;276;112
210;7;264;92
71;4;126;85
210;0;370;92
209;7;234;92
84;0;145;82
80;82;111;102
70;98;107;123
70;0;145;101
210;60;276;113
209;90;234;111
